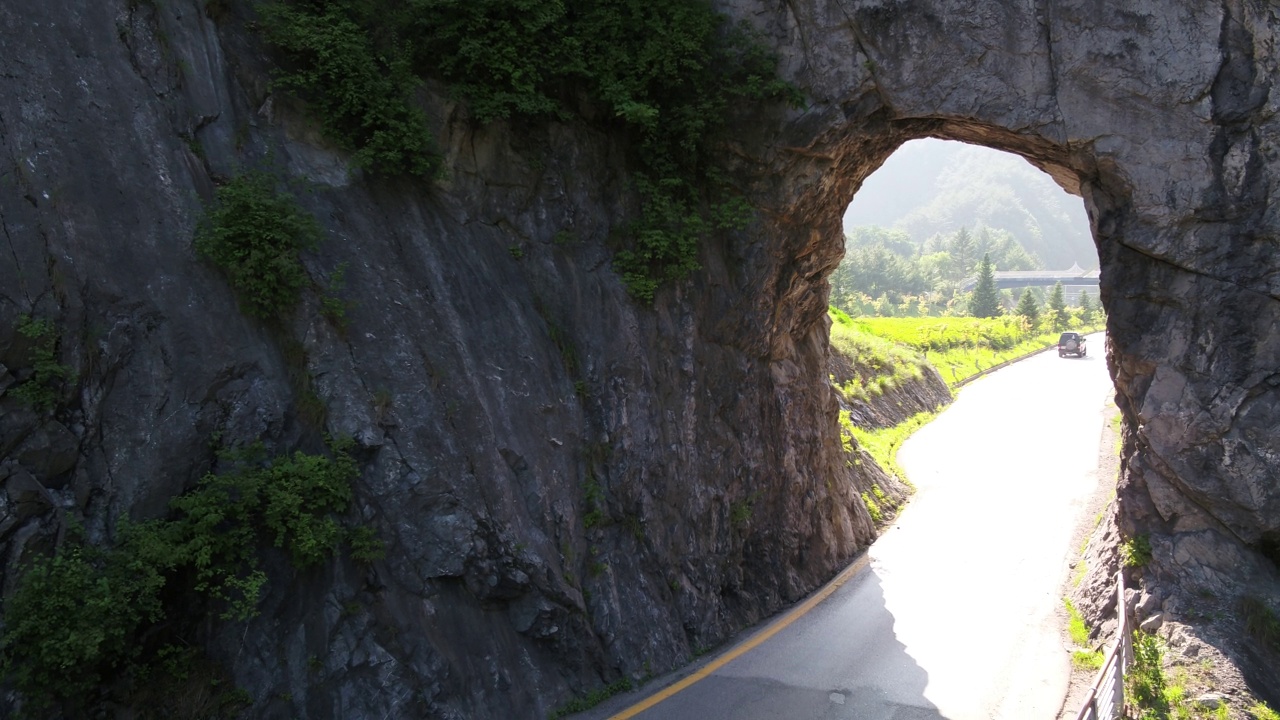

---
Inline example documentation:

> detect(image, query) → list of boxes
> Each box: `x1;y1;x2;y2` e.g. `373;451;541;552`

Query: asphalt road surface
582;333;1114;720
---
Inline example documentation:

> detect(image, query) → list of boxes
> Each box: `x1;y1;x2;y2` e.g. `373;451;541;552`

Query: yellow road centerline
606;552;872;719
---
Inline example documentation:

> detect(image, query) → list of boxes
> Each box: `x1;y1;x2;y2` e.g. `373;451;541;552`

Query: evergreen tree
1047;280;1068;330
969;253;1001;318
949;227;976;279
1078;290;1096;324
1015;287;1040;327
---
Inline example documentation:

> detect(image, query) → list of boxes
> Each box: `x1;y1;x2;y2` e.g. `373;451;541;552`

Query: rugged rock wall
1;2;875;717
757;0;1280;704
1;0;1278;716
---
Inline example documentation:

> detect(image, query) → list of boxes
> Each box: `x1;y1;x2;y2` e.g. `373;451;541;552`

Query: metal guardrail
1074;571;1131;720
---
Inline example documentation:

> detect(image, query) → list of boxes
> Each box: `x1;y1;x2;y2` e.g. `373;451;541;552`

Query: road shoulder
1055;398;1122;720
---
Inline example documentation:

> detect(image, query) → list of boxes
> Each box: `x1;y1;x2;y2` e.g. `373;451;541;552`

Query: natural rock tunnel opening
834;136;1103;313
753;0;1280;704
1;0;1278;716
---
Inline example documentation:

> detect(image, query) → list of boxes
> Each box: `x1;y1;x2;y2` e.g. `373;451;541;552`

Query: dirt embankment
828;350;952;431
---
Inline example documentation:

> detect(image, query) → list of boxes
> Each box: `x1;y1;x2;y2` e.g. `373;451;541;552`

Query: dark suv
1058;332;1087;358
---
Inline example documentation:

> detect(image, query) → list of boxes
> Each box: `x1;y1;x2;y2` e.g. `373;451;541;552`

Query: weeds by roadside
1125;631;1246;720
1064;598;1104;670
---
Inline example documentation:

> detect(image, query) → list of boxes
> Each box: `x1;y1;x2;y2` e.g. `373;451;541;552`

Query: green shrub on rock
0;546;165;712
9;314;75;412
255;0;800;300
259;2;439;177
194;172;322;320
0;444;378;711
1122;534;1153;568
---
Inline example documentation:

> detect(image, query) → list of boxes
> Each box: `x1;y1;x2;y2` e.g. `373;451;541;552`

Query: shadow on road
578;567;949;720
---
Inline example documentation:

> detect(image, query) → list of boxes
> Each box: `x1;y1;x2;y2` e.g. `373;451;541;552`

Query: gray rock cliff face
1;0;1277;715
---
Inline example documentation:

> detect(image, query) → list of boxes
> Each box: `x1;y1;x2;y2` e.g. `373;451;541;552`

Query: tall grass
829;308;929;401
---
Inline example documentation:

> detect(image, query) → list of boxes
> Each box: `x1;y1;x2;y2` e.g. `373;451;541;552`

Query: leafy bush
258;0;798;299
0;445;376;710
347;525;387;563
1127;631;1169;720
612;180;742;303
167;447;358;618
194;172;323;319
393;0;573;123
259;1;438;177
9;314;74;412
0;546;165;713
1122;534;1153;568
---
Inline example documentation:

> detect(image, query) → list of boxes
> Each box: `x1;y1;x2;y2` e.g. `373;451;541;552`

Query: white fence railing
1074;571;1131;720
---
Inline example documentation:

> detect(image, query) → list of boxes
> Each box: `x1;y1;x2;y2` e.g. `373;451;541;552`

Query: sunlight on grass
1252;702;1280;720
843;315;1105;387
1065;598;1090;646
829;308;930;401
847;410;935;488
1064;597;1104;669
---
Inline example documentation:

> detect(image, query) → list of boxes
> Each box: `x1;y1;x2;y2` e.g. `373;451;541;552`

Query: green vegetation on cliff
0;443;378;713
258;0;798;300
9;315;74;413
847;410;935;488
194;171;323;319
260;2;439;177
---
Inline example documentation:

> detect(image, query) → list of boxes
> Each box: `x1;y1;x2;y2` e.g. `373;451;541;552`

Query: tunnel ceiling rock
1;0;1278;715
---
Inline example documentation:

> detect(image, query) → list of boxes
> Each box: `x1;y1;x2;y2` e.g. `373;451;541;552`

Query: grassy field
847;315;1106;387
828;308;931;402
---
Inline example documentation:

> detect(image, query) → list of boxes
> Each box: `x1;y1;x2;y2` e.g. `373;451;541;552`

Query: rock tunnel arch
758;0;1278;562
0;0;1277;716
737;0;1280;700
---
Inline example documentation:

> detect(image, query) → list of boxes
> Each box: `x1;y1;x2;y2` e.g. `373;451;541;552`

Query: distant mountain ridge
843;139;1097;270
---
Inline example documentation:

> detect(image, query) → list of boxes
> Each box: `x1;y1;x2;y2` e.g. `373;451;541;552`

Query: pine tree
969;253;1001;318
1047;281;1068;330
1015;287;1040;327
1078;290;1096;324
949;227;976;279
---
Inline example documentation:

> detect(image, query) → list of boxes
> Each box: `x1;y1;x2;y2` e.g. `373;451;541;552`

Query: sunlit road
581;333;1113;720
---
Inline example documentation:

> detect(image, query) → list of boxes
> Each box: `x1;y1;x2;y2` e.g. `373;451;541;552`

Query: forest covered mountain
842;139;1097;271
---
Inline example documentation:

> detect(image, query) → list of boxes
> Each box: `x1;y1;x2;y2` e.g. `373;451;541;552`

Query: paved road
582;333;1114;720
